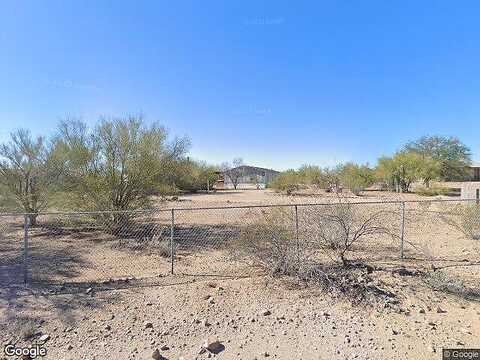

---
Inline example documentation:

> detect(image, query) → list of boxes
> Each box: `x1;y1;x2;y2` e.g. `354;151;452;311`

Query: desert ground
1;189;479;360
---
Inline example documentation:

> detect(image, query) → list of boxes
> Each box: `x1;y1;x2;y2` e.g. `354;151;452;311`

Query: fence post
170;209;175;275
294;205;299;264
400;202;405;260
23;214;29;286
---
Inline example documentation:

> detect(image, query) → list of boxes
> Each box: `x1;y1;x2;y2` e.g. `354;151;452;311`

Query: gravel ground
1;274;479;360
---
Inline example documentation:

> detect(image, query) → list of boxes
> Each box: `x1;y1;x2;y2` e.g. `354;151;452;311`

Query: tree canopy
404;135;471;181
54;115;190;212
0;129;65;224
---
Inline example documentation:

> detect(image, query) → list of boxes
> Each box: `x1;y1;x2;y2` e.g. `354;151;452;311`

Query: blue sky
1;1;479;170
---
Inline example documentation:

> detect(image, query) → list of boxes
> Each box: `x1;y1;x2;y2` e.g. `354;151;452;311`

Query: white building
218;165;280;190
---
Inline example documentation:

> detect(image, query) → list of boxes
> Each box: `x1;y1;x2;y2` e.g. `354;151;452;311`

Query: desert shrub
55;116;189;213
376;151;438;192
233;207;300;275
234;199;396;271
154;240;173;257
440;203;480;240
425;270;466;294
413;185;450;197
302;200;397;265
425;270;480;300
232;202;400;306
155;183;179;196
268;170;302;195
339;163;375;195
173;159;219;193
0;129;66;225
11;317;38;340
297;165;329;188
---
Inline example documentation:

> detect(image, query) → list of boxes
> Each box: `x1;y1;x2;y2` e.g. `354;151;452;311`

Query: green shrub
339;163;375;195
269;170;302;194
414;185;450;196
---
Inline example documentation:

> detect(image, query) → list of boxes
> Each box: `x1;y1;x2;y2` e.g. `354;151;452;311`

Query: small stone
85;287;93;294
262;310;272;316
38;334;50;343
160;345;169;351
419;308;425;314
152;349;162;360
436;306;447;314
144;321;154;329
67;344;73;350
201;319;211;327
203;336;224;353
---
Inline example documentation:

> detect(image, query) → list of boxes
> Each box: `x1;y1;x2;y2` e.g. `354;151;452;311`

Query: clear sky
1;1;479;170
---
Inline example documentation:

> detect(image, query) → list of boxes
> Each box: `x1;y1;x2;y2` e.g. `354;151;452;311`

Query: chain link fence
1;198;479;290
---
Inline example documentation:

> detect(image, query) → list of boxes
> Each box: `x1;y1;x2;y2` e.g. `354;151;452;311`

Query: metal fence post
170;209;175;275
23;214;29;286
294;205;299;264
400;202;405;260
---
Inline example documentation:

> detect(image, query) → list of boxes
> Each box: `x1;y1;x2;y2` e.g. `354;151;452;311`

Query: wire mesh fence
1;198;479;290
0;214;25;286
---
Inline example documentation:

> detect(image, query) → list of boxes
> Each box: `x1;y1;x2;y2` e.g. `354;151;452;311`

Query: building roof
228;165;280;174
468;161;480;168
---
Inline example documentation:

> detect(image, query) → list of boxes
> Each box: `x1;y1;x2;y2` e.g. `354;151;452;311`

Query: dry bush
232;207;301;275
440;202;480;240
424;270;480;301
297;263;397;307
11;317;38;340
234;200;398;270
301;200;398;265
425;270;466;294
232;203;400;306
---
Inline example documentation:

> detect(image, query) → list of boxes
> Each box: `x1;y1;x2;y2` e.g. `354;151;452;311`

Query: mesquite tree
55;115;189;215
0;129;64;225
221;158;244;189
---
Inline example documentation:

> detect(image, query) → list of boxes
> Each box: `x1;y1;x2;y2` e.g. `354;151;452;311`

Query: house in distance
216;165;280;190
